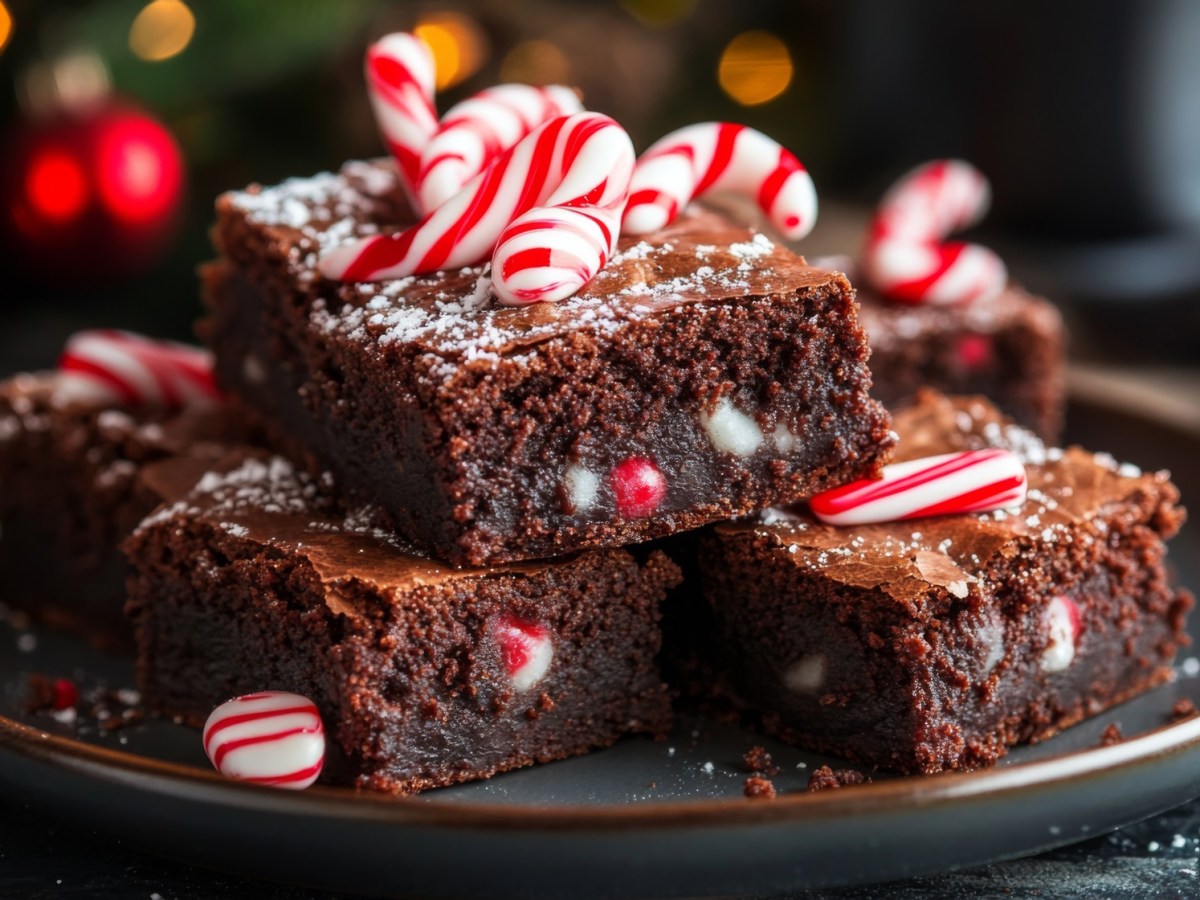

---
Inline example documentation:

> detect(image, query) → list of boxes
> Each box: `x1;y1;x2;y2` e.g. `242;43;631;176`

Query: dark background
1;0;1198;373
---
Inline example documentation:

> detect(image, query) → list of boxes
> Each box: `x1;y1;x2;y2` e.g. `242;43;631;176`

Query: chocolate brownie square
124;453;680;793
815;256;1065;442
202;160;894;566
0;372;243;647
701;390;1191;773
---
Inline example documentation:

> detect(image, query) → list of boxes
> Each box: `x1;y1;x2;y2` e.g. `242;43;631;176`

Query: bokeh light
98;116;183;224
0;2;13;56
620;0;697;28
413;12;486;90
129;0;196;63
500;40;571;86
25;151;88;223
718;31;793;106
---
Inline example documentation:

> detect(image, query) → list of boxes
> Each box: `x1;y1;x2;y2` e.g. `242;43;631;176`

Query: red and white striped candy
1041;594;1081;673
365;33;438;205
56;329;220;410
417;84;583;214
496;617;554;692
320;112;634;300
809;448;1027;527
621;122;817;241
202;692;325;789
491;204;621;304
862;160;1007;305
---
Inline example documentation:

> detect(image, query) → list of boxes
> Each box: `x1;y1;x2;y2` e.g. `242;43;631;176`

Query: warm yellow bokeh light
620;0;697;28
414;13;486;90
0;2;13;57
718;31;793;106
129;0;196;62
500;40;571;87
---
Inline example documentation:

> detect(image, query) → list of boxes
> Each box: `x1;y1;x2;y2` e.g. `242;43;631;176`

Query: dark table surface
2;790;1199;899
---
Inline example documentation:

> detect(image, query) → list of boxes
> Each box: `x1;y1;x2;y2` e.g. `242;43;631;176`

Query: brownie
202;160;894;566
814;256;1065;442
701;390;1192;774
124;453;681;794
0;372;245;647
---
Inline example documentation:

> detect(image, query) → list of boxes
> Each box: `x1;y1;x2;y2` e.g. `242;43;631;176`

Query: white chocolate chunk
700;398;764;457
564;464;599;513
773;423;798;454
783;654;826;694
979;618;1005;672
243;354;268;386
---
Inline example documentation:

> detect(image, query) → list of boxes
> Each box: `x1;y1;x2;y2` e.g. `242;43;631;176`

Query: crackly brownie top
809;255;1063;351
219;160;851;381
718;390;1183;605
136;453;558;602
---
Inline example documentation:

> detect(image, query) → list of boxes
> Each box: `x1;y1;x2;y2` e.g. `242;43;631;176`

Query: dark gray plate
1;388;1198;899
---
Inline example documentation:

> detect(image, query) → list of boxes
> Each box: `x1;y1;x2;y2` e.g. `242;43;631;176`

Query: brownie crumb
1171;698;1198;721
21;674;142;731
1099;723;1124;747
807;765;872;792
743;745;779;775
743;775;777;799
22;674;78;715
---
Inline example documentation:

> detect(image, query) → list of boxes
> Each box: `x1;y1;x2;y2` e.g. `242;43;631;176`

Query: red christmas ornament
2;100;185;282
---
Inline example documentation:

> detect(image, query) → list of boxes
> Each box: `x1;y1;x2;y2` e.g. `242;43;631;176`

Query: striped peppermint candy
809;448;1027;527
417;84;584;214
491;204;620;304
56;329;220;410
320;112;634;298
621;122;817;241
495;617;554;692
202;692;325;789
365;33;439;205
862;160;1008;305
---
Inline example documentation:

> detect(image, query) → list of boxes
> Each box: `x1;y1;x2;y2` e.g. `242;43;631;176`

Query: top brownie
203;160;894;566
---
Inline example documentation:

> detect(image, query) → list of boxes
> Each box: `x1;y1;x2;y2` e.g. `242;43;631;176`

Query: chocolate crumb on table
743;745;779;775
1171;698;1198;721
743;775;777;799
807;765;872;792
1099;723;1125;747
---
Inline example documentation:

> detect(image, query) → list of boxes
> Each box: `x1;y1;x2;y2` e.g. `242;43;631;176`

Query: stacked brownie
0;369;245;648
119;158;896;792
842;259;1066;441
703;391;1191;773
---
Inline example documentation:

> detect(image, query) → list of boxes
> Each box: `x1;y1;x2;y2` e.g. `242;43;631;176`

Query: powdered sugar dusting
225;160;807;386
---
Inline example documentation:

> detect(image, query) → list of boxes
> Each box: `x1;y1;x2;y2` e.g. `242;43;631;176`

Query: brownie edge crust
124;454;680;794
203;161;894;566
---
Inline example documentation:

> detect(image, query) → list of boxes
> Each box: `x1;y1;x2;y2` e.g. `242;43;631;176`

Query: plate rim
3;704;1199;830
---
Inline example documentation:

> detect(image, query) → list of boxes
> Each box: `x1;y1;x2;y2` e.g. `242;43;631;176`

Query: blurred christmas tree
0;0;824;370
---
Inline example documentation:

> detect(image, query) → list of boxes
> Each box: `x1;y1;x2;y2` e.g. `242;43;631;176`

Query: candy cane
365;33;438;203
491;205;620;304
203;692;325;789
319;112;635;295
862;160;1007;305
809;448;1027;526
417;84;584;214
56;329;220;410
621;122;817;241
